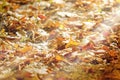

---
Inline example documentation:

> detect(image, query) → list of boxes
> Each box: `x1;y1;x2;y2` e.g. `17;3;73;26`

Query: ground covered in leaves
0;0;120;80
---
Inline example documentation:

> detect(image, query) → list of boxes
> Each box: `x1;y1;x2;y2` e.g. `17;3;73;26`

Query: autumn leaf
55;54;63;61
102;45;117;57
24;74;40;80
0;29;5;33
18;45;32;53
56;37;65;50
0;29;6;36
59;24;65;30
24;72;32;78
82;41;95;50
14;43;19;49
20;16;27;22
102;45;109;51
65;39;80;48
108;50;117;57
54;21;61;27
44;20;59;31
38;14;46;20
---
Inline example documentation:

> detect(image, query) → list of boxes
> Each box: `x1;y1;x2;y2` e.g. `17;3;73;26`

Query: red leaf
38;14;46;19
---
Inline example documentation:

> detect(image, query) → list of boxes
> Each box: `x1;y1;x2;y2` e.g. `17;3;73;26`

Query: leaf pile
0;0;120;80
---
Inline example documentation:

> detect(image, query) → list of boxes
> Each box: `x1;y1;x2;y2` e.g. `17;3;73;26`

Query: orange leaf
56;37;64;45
108;50;117;57
20;16;26;22
18;45;32;53
24;74;39;80
102;45;109;51
23;71;32;78
55;54;63;61
38;14;46;19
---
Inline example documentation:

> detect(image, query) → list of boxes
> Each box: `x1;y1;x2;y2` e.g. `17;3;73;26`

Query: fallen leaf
55;54;64;61
38;14;46;20
59;24;64;30
65;39;80;48
24;74;40;80
18;45;32;53
108;50;117;57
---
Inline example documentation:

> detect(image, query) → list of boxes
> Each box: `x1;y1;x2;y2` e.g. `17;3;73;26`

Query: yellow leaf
87;19;92;22
14;44;19;48
9;53;14;57
0;29;5;33
18;45;32;53
59;24;64;29
65;39;80;48
55;54;63;61
98;8;102;13
16;26;22;30
55;54;71;64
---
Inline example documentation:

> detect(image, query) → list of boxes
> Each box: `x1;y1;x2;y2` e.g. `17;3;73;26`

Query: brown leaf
108;50;117;57
82;41;95;50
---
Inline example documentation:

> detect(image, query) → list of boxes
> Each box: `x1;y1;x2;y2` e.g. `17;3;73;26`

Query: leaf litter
0;0;120;80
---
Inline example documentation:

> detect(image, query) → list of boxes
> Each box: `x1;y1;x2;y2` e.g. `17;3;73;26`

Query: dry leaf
108;50;117;57
38;14;46;20
18;45;32;53
24;74;40;80
65;39;79;48
55;54;63;61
